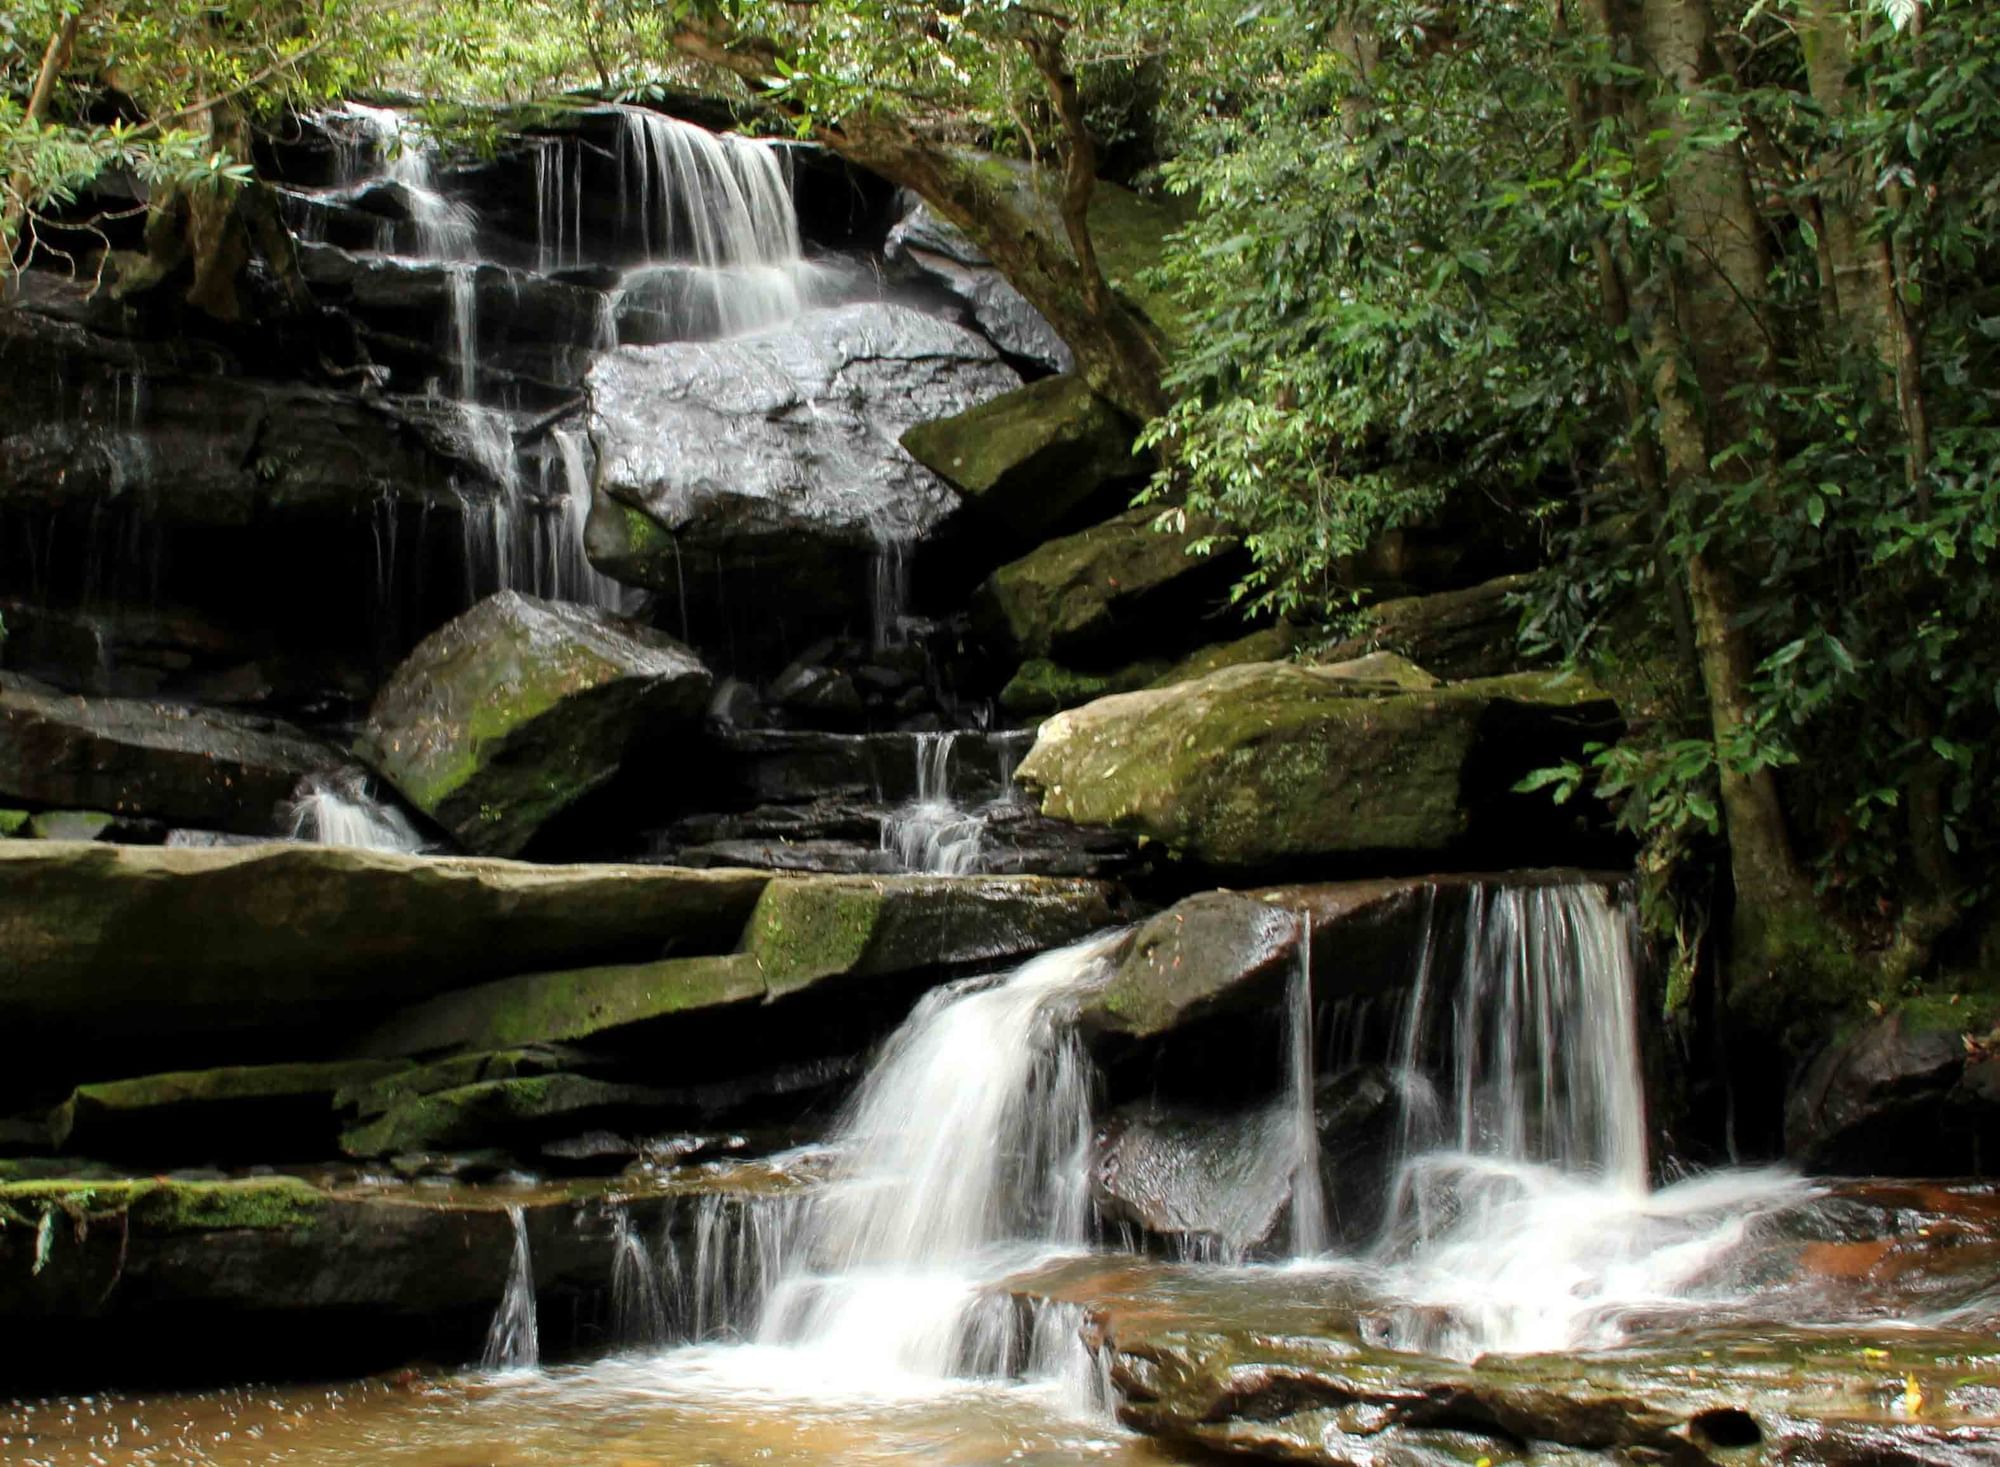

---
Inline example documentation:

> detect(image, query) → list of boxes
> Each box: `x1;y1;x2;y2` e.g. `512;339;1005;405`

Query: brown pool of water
1;1349;1200;1467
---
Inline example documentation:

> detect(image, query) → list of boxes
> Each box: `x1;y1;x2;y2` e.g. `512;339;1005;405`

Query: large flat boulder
0;673;355;834
0;841;767;1073
900;376;1145;547
357;591;711;856
586;302;1020;615
974;506;1242;667
1015;659;1619;870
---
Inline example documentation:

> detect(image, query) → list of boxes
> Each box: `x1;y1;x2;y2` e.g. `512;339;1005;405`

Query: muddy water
2;1352;1198;1467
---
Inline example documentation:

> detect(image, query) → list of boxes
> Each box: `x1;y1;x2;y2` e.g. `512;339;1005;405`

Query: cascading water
880;732;988;875
751;932;1121;1381
612;110;829;339
1358;881;1808;1358
482;1207;541;1371
284;772;425;853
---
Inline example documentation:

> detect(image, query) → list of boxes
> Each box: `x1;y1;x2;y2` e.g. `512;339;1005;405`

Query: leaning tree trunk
2;10;86;264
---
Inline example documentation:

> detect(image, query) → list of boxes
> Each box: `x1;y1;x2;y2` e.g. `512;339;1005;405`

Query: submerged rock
901;375;1145;548
358;591;711;856
0;672;357;834
1015;660;1619;870
0;841;766;1081
975;506;1242;667
586;302;1020;618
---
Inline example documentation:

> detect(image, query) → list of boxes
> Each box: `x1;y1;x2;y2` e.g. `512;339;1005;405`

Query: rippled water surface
3;1349;1196;1467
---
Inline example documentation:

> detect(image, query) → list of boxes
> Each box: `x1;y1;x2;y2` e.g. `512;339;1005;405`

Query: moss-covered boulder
0;809;28;837
999;625;1298;717
1320;574;1535;680
975;506;1242;667
0;842;767;1084
357;591;711;856
1015;659;1618;870
901;376;1145;546
357;954;766;1058
746;873;1119;997
0;673;354;835
47;1060;405;1164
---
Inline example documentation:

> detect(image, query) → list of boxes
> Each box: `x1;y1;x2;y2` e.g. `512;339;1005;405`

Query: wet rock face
358;591;712;856
0;672;356;834
886;201;1074;373
1016;660;1621;872
586;302;1021;625
1787;1007;2000;1175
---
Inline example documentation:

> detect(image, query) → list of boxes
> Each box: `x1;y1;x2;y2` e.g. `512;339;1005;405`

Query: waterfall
285;772;425;853
753;932;1120;1379
661;1191;808;1343
880;733;987;875
1366;881;1807;1357
613;109;827;338
609;1209;669;1349
1287;915;1329;1258
482;1207;541;1371
870;541;913;653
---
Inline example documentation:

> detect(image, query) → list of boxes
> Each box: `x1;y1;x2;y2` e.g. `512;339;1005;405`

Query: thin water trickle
285;772;425;853
880;732;987;875
1287;915;1329;1259
482;1207;540;1371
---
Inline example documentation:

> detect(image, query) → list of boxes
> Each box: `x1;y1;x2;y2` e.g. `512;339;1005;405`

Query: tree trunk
2;10;86;264
1604;0;1814;919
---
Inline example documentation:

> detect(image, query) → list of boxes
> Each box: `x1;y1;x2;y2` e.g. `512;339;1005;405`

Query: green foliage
1149;0;2000;925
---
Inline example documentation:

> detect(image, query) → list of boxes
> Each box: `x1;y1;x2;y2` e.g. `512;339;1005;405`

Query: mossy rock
1015;659;1616;869
1078;892;1301;1041
356;954;766;1058
1320;575;1535;681
48;1059;405;1163
0;1176;327;1235
746;874;1118;998
901;376;1146;546
1000;657;1167;716
975;506;1242;667
336;1047;583;1117
356;591;711;857
0;842;768;1090
0;809;28;838
339;1073;679;1157
1000;626;1300;718
25;810;117;841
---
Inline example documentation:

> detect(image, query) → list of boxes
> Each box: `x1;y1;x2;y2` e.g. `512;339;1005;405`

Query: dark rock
999;627;1298;718
974;506;1244;667
586;302;1020;625
0;841;767;1089
772;663;866;722
357;591;711;856
47;1060;405;1165
339;1073;681;1156
1786;1005;2000;1175
0;1163;813;1387
0;672;357;834
887;201;1073;372
1016;660;1620;871
1321;575;1537;681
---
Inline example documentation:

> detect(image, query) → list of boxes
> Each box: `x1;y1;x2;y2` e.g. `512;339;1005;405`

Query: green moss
0;1176;325;1233
747;880;887;994
358;955;765;1057
1000;658;1164;716
339;1073;669;1157
0;809;29;838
